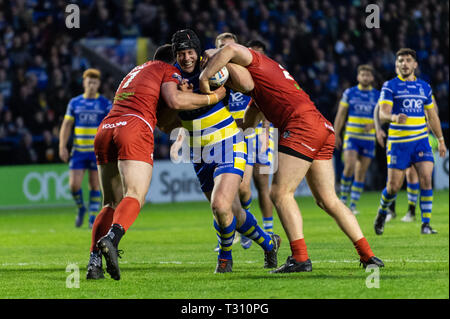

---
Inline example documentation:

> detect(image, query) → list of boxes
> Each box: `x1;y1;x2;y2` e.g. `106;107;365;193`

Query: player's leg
210;172;241;273
349;154;372;215
413;161;437;234
374;168;405;235
97;159;153;280
401;166;420;222
340;149;357;205
230;191;280;268
238;164;254;249
269;152;312;272
253;164;274;235
305;159;382;267
87;168;102;228
87;161;122;280
69;168;87;227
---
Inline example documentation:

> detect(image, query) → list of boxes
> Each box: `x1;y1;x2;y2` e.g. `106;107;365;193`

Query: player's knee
69;184;82;193
386;180;401;194
419;176;432;189
211;197;232;217
270;186;291;206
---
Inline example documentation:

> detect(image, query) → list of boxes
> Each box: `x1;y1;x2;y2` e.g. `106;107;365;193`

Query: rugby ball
209;66;229;87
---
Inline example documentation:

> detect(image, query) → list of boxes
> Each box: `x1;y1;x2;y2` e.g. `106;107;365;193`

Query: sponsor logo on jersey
102;121;127;129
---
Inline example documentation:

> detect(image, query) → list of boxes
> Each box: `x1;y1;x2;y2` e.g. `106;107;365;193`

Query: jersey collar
397;75;416;82
83;93;99;99
357;84;372;91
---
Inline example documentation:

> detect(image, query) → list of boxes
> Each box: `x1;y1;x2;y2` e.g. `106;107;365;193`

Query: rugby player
215;33;275;250
170;29;280;273
374;48;446;235
374;95;442;223
334;65;379;215
199;42;383;273
86;44;227;280
59;68;111;228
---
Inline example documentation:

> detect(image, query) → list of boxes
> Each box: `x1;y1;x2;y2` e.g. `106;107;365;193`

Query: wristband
208;93;218;105
438;136;444;141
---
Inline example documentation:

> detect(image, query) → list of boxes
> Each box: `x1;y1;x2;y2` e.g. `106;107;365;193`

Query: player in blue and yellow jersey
374;48;447;235
334;65;379;215
59;69;112;228
215;34;276;250
170;29;280;273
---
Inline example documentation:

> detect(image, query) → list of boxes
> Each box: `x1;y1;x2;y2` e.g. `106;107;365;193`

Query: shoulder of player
415;78;432;89
69;94;84;104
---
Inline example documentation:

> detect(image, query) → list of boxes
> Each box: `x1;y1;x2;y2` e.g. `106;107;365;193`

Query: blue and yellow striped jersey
379;76;434;143
175;64;241;148
64;93;112;152
340;84;379;141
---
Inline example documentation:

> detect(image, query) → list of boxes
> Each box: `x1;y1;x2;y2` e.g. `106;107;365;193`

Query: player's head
171;29;201;73
356;64;374;87
395;48;418;78
154;44;175;64
82;68;101;95
247;40;266;53
215;32;238;48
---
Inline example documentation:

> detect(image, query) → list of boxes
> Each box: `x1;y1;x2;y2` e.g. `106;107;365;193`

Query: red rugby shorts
94;115;154;165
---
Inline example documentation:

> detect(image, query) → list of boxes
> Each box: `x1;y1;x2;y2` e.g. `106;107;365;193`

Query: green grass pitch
0;190;448;299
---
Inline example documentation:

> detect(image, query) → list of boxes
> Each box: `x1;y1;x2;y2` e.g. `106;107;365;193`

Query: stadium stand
0;0;448;182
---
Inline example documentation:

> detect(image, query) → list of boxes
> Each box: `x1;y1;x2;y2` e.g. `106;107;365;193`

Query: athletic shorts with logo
278;109;335;161
387;136;434;170
94;115;154;166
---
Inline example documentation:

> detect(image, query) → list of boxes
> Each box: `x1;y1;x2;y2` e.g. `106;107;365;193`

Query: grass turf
0;190;448;299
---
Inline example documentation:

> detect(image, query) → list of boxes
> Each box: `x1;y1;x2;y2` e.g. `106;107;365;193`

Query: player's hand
392;113;408;124
438;139;447;158
364;123;375;132
258;128;269;153
178;79;193;92
59;147;69;163
376;130;386;148
170;133;185;162
335;135;342;149
200;49;218;70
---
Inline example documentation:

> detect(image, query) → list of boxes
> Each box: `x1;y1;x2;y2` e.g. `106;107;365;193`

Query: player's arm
242;102;264;131
333;101;349;149
161;81;226;110
199;43;253;94
224;62;254;93
424;101;447;158
58;117;74;163
373;103;387;147
379;102;407;124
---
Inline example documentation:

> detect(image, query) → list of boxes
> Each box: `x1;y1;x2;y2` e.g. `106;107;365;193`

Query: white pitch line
1;259;448;267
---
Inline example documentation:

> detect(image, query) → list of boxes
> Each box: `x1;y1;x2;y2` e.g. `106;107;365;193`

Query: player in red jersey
86;45;226;280
199;43;384;273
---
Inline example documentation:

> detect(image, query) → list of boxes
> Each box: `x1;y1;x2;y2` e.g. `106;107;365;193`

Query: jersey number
279;64;294;80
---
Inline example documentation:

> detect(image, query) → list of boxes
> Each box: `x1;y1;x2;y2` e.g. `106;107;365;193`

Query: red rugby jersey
108;60;181;130
246;49;318;129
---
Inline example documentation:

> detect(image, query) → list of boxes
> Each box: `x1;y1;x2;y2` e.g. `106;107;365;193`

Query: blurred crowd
0;0;448;166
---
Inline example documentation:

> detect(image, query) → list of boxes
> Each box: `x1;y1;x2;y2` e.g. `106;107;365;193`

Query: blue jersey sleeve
340;88;351;107
379;81;394;106
64;98;75;121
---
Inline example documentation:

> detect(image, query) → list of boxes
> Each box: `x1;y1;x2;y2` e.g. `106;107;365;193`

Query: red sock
112;197;141;232
290;238;309;262
353;237;374;262
90;206;115;252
